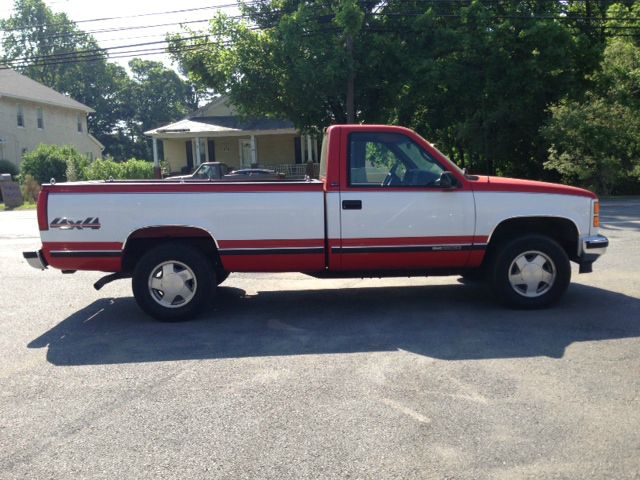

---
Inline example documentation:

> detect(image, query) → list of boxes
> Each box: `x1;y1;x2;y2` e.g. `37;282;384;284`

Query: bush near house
20;144;85;184
84;158;154;180
0;159;19;178
19;145;156;184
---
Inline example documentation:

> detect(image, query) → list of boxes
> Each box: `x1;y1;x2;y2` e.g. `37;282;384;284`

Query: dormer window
17;105;24;127
37;107;44;129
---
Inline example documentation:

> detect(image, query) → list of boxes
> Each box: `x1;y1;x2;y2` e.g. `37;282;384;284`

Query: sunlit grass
1;202;36;211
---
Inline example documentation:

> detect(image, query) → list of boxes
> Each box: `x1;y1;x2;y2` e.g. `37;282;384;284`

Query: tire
489;234;571;309
132;243;216;321
215;270;230;286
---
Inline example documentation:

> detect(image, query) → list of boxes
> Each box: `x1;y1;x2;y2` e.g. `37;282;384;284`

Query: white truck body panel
44;191;326;244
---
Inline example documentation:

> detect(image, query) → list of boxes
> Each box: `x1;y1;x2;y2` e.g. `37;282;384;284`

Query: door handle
342;200;362;210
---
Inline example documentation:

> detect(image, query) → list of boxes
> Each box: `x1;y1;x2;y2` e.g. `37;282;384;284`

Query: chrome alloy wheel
147;261;198;308
508;250;557;298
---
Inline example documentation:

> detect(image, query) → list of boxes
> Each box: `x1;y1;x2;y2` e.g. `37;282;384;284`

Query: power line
0;42;219;69
4;4;637;43
6;23;640;71
2;17;217;39
5;6;640;70
0;2;248;33
0;12;258;45
3;35;212;64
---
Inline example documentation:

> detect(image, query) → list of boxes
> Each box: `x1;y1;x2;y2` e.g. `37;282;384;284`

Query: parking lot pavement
0;200;639;479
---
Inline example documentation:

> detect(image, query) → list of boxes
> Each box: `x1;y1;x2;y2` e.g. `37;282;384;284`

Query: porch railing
262;163;320;179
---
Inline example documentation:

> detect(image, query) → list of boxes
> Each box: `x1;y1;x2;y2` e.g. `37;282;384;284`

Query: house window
77;114;83;133
37;107;44;129
17;105;24;127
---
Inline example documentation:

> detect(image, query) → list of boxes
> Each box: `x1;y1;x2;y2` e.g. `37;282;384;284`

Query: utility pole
346;33;355;124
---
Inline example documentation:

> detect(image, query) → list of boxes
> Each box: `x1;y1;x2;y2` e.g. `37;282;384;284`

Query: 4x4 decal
50;217;101;230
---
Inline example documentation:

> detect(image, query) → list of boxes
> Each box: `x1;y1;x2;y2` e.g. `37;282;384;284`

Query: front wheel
132;243;215;321
489;234;571;309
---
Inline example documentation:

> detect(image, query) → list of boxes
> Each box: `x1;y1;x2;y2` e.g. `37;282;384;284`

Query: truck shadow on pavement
28;282;640;366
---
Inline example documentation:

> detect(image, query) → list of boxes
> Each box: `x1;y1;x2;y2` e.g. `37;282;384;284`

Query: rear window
319;131;328;180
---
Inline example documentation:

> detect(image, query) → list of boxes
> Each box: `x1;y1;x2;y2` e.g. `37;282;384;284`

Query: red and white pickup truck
24;125;608;320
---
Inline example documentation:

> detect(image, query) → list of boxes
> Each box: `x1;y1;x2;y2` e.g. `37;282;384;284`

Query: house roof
146;115;296;137
0;67;94;113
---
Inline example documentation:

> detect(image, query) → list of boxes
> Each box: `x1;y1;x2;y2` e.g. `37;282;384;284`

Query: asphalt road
0;200;639;479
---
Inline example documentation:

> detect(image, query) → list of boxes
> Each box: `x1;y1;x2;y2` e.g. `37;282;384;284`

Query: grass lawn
1;202;36;211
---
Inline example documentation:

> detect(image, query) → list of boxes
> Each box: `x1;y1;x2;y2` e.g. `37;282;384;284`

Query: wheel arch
121;225;224;274
485;216;580;263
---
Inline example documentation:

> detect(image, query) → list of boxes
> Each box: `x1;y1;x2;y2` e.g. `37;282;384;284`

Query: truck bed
40;179;326;273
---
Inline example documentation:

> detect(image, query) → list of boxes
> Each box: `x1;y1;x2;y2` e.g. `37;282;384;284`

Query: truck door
335;130;477;271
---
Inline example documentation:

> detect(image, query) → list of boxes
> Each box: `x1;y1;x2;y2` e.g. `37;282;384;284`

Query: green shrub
84;159;122;180
0;159;19;178
120;159;155;179
66;154;89;182
84;158;155;180
20;144;87;185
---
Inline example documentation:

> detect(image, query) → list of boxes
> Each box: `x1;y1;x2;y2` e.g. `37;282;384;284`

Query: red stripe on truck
41;242;123;272
339;236;479;247
218;239;324;249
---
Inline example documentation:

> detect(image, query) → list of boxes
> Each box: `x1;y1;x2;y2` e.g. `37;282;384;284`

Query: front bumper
577;234;608;273
23;250;48;270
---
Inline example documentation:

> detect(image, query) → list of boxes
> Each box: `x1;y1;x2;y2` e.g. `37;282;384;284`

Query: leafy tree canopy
1;0;202;161
168;0;606;178
544;3;640;194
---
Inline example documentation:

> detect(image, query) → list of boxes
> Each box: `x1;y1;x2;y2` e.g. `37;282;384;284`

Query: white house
145;96;319;176
0;67;103;168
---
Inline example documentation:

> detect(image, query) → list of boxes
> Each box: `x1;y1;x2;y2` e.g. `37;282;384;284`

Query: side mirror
438;171;458;189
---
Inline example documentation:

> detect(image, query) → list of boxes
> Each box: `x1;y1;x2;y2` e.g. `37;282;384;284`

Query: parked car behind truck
165;162;284;181
24;125;608;320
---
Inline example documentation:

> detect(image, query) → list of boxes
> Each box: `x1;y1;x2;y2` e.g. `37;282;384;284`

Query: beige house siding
163;139;187;173
0;97;102;167
257;134;296;166
214;138;240;167
161;134;298;174
196;98;237;117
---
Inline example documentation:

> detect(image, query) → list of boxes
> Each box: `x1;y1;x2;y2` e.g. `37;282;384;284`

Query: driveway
0;200;638;479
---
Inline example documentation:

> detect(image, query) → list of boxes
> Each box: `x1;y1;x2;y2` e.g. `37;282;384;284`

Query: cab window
348;132;446;187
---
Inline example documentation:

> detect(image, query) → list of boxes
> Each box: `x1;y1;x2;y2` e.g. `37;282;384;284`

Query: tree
378;0;597;178
544;4;640;195
168;0;598;179
119;59;200;160
168;0;383;133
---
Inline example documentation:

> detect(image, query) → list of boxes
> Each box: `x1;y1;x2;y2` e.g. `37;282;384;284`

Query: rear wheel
490;234;570;309
132;243;215;321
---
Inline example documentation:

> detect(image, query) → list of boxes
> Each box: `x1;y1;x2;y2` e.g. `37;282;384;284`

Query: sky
0;0;241;70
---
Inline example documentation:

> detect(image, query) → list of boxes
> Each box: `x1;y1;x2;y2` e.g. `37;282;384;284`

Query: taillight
593;200;600;228
37;189;49;231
